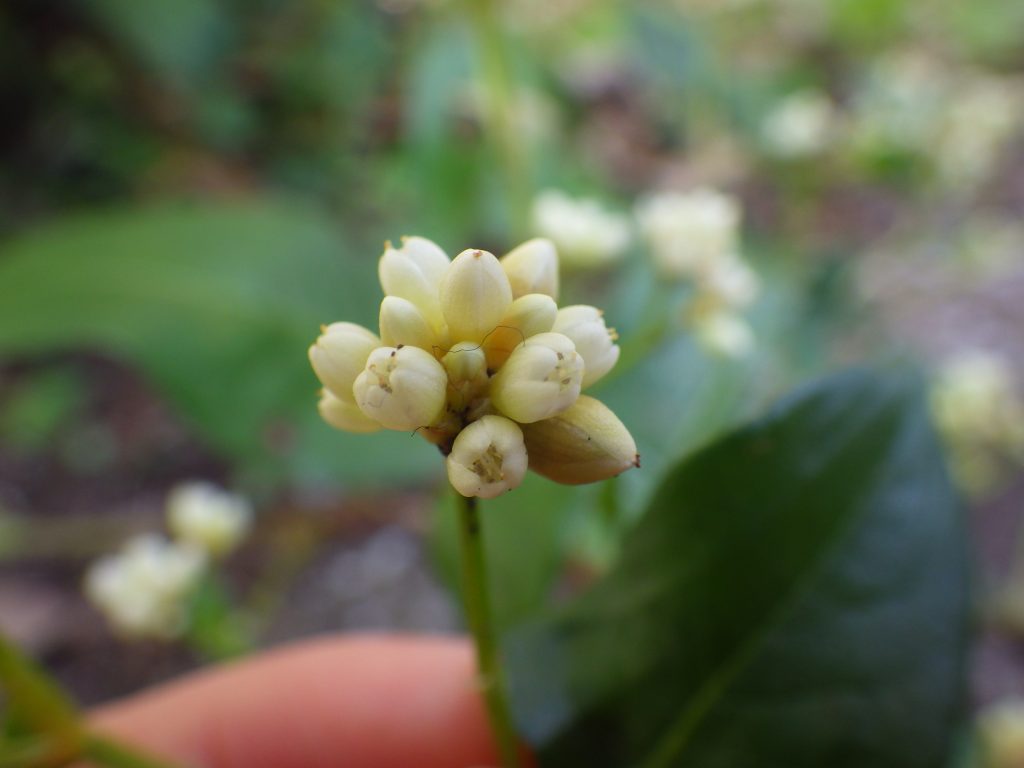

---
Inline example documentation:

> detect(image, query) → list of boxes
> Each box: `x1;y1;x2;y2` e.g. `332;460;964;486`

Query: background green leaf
507;369;970;767
0;199;438;488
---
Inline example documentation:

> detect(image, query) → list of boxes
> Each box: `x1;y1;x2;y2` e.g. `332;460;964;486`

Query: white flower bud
484;293;558;370
446;415;528;498
703;255;759;309
531;190;630;269
378;237;450;329
353;345;448;431
84;534;205;639
635;188;740;278
490;332;583;423
761;90;835;158
500;238;559;299
521;395;639;485
693;310;755;358
379;296;441;352
443;341;489;410
318;390;382;433
976;699;1024;768
167;482;252;557
439;249;513;343
552;305;620;388
309;322;380;402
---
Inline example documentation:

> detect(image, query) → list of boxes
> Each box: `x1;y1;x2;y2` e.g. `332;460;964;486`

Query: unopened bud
553;305;620;388
318;390;383;433
483;293;557;370
693;310;754;358
353;346;447;431
378;237;450;329
309;322;380;402
446;415;528;498
439;249;513;343
520;395;638;484
490;332;583;423
443;341;489;410
167;482;252;558
501;238;559;299
379;296;442;352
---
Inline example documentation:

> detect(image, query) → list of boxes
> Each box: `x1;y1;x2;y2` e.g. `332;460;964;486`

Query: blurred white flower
937;75;1023;188
849;51;947;153
84;534;205;640
931;351;1024;494
693;310;755;359
702;254;760;310
531;189;630;269
975;699;1024;768
167;481;253;558
761;90;837;158
457;82;558;145
635;188;741;279
637;187;759;356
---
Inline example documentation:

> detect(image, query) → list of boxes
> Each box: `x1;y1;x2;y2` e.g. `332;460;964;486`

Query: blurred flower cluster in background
0;0;1022;761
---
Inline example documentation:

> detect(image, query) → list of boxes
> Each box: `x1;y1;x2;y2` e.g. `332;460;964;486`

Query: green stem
80;734;182;768
465;0;530;234
456;496;522;768
0;632;184;768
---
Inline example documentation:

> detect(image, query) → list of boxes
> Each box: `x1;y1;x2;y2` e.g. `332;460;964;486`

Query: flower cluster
761;89;837;159
167;481;253;558
974;699;1024;768
84;482;251;638
931;351;1024;495
635;188;759;357
309;237;638;498
85;534;204;639
531;190;631;269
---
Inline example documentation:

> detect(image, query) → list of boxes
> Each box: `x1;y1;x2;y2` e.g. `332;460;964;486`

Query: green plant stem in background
457;496;522;768
464;0;530;234
80;734;182;768
0;632;182;768
0;634;80;760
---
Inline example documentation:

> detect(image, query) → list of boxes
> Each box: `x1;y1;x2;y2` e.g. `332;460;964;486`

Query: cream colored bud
553;305;620;388
521;395;638;485
443;341;489;410
501;238;559;299
378;237;450;328
446;415;528;498
443;341;488;388
167;482;252;558
490;332;583;424
693;311;754;358
439;249;513;344
484;293;558;370
84;534;205;639
318;390;382;433
353;346;448;431
309;322;381;402
379;296;439;352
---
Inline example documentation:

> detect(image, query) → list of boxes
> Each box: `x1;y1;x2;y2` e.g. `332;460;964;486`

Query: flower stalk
456;496;522;768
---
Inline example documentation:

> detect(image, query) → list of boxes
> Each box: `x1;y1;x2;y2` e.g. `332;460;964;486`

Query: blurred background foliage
0;0;1022;760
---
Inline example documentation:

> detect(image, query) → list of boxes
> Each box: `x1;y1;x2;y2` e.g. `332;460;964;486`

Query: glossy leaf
508;370;969;767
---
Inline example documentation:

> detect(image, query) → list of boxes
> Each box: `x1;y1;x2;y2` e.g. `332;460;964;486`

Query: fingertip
90;634;509;768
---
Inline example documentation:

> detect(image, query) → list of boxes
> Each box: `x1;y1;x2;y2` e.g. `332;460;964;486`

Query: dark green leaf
508;370;969;767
